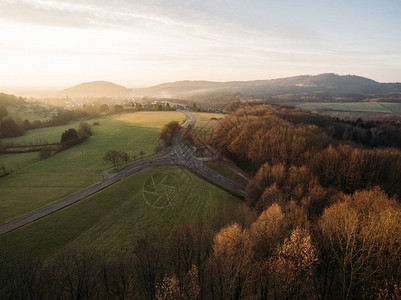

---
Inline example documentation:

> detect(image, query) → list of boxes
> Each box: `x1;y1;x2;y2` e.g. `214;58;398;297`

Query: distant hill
130;74;401;103
58;74;401;103
0;92;24;107
59;81;130;98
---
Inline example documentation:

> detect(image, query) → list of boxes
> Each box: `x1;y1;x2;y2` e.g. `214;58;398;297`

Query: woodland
1;103;401;299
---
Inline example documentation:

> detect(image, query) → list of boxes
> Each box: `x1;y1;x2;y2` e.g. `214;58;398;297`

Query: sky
0;0;400;91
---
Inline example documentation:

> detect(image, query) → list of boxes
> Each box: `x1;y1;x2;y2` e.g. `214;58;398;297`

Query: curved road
0;112;246;236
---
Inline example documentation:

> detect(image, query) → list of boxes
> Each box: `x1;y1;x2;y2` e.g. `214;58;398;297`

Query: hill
58;74;401;103
0;92;24;107
59;81;130;98
130;74;401;102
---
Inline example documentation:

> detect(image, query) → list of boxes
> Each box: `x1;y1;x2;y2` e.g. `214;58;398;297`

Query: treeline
0;100;182;139
274;108;401;149
99;102;175;115
226;101;401;149
0;205;255;300
0;109;94;139
0;93;24;107
1;188;400;299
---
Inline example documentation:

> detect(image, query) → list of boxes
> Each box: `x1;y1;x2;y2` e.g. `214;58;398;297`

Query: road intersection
0;112;246;236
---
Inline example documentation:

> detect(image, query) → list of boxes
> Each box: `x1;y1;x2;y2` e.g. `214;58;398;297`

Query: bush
160;121;181;146
60;128;79;145
78;122;92;139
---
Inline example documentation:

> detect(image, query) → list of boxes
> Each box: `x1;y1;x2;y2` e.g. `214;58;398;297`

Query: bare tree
212;223;253;299
319;187;401;299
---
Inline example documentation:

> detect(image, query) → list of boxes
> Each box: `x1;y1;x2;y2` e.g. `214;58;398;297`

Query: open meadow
0;111;186;224
0;166;241;258
193;112;224;134
294;102;401;117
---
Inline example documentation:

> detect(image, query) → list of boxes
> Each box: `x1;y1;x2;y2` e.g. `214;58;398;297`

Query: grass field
3;111;186;146
115;111;186;128
0;166;241;258
379;102;401;114
0;111;186;224
295;102;401;116
193;112;224;136
0;152;38;171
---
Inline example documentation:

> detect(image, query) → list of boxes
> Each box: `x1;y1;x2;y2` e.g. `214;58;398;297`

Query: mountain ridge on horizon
58;73;401;102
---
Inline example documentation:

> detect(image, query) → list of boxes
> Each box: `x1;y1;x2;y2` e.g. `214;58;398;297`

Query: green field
379;102;401;114
193;112;224;136
0;152;38;171
295;102;401;116
115;111;186;128
0;166;241;258
0;111;186;224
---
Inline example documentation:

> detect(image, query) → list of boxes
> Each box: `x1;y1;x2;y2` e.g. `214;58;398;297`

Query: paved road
0;112;246;236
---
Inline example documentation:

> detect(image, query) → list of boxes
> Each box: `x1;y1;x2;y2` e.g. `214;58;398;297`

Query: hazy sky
0;0;400;90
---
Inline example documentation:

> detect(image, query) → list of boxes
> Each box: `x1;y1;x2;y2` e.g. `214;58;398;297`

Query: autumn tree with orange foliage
319;187;401;299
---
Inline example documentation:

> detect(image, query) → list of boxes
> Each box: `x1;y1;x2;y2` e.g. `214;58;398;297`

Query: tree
250;203;286;260
0;106;8;120
101;256;136;299
78;122;92;139
49;248;102;300
103;150;129;168
249;203;287;299
133;232;165;299
120;151;130;165
155;275;180;300
319;187;401;299
212;223;253;299
103;150;121;169
0;118;25;138
273;227;319;298
192;103;199;112
165;222;212;298
60;128;79;145
160;121;181;146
